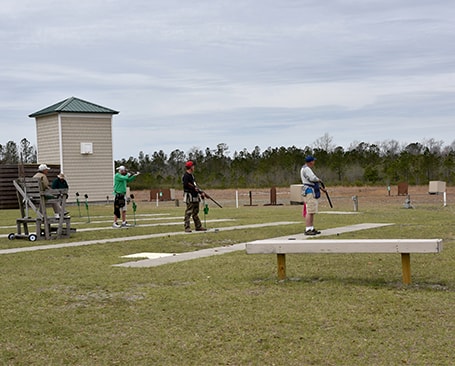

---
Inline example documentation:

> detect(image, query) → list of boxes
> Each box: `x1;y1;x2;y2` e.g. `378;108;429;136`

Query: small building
29;97;119;202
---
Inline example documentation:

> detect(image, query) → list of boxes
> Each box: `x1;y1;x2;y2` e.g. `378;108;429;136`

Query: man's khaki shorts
303;194;318;214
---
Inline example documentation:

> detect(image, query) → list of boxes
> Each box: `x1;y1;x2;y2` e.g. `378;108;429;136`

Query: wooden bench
245;239;443;285
11;178;71;241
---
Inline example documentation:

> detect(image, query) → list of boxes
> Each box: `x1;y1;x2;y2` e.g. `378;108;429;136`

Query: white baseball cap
38;164;50;171
117;165;126;171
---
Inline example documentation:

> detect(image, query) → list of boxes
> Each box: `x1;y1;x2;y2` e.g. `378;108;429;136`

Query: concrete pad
121;252;174;259
115;244;247;268
319;211;360;215
114;223;393;268
276;223;393;240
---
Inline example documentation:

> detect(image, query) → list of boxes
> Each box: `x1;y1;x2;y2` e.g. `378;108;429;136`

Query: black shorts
115;193;126;208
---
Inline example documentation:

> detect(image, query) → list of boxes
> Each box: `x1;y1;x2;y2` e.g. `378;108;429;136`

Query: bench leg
401;253;411;285
277;254;286;280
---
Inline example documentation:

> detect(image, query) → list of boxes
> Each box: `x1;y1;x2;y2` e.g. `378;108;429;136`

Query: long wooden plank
246;239;442;254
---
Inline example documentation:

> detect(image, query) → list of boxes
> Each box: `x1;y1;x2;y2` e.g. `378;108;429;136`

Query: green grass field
0;199;454;365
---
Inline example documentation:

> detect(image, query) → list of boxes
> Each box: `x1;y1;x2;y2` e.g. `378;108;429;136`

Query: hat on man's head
185;161;194;168
38;164;50;171
57;172;65;179
117;165;127;171
305;156;316;163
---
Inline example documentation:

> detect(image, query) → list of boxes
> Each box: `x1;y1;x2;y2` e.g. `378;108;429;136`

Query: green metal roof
29;97;119;117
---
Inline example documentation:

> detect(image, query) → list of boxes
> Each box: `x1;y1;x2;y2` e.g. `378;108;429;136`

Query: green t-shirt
113;172;136;195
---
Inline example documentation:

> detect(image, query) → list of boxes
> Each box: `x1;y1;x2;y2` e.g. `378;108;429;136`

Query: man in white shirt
300;156;325;235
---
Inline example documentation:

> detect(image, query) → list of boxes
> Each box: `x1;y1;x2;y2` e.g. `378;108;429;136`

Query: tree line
3;135;454;189
0;139;37;164
115;135;455;190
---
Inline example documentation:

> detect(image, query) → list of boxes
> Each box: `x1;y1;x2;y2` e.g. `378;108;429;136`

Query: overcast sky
1;0;455;160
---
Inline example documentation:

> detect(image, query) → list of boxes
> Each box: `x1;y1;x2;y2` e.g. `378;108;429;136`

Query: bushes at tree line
115;140;455;189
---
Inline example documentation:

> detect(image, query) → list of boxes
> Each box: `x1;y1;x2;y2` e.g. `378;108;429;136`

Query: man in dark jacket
51;172;69;189
182;161;207;232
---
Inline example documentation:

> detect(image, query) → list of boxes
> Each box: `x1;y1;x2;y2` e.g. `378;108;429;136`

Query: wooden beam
277;254;286;280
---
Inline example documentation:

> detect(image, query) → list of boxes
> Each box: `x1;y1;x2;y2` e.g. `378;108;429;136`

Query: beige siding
58;113;114;203
36;115;60;164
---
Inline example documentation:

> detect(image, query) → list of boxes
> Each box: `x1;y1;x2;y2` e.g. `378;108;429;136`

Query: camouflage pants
184;201;202;230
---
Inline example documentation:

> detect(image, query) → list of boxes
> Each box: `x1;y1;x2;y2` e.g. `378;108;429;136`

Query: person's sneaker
112;222;121;228
185;228;192;233
304;229;318;235
304;229;321;235
121;222;132;227
195;227;207;231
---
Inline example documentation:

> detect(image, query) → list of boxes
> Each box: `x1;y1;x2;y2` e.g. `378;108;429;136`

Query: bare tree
421;138;444;155
379;139;402;157
313;133;335;153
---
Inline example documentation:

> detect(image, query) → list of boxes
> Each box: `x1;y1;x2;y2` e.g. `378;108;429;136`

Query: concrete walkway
0;221;299;255
114;223;393;268
0;215;229;237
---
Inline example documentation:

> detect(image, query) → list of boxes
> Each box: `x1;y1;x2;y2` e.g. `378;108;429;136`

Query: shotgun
188;182;223;208
319;181;333;208
202;191;223;208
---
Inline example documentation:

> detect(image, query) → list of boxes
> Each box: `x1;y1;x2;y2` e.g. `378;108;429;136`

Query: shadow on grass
253;275;453;292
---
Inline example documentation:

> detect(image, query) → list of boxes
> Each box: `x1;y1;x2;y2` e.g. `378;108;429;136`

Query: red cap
185;161;194;168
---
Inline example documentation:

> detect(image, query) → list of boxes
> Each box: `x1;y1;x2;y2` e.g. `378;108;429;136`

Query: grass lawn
0;199;454;365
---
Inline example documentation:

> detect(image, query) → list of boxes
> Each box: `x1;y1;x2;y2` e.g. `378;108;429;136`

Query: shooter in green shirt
113;166;140;228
